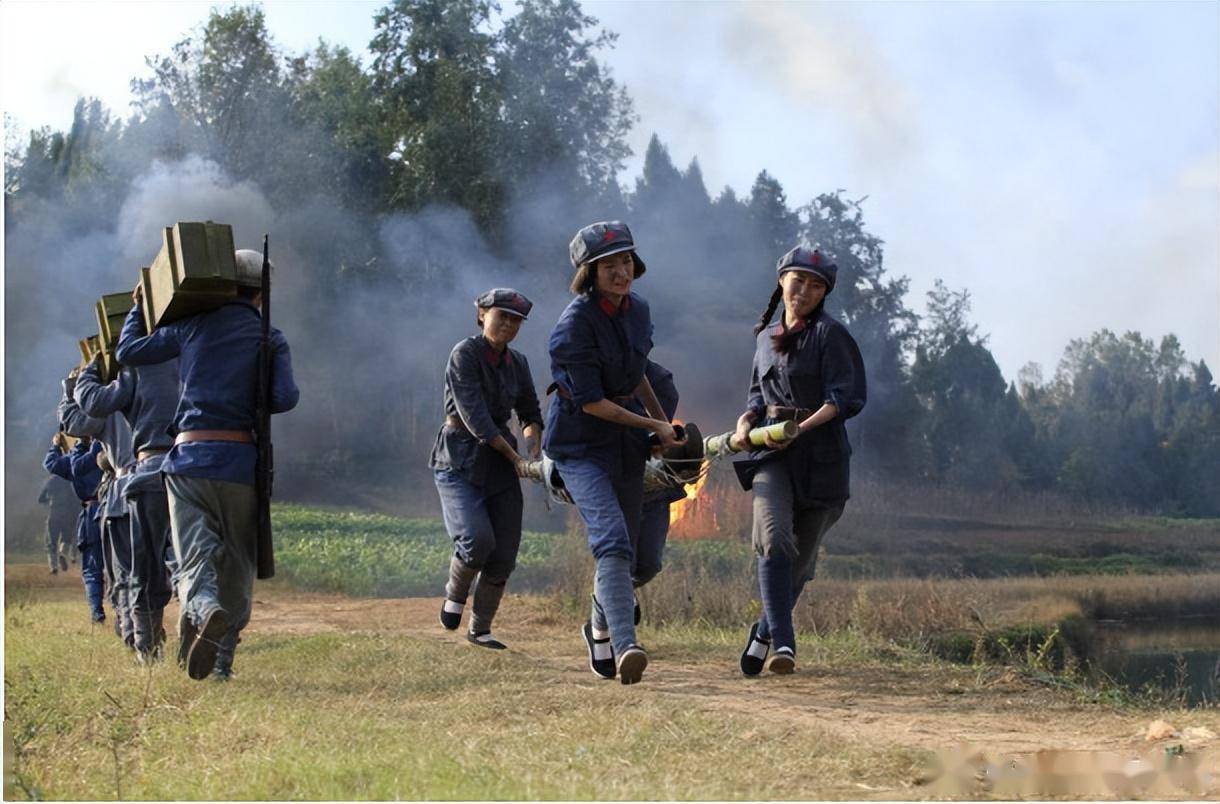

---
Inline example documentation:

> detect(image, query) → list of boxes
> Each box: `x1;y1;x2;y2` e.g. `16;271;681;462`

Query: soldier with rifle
116;247;298;681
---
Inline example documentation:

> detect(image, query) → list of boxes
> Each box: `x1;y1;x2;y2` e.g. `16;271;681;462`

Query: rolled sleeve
512;355;543;429
821;325;867;420
448;344;500;442
746;355;766;420
549;312;604;407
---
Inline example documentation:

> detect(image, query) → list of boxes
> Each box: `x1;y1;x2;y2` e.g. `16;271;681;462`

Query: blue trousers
555;457;643;656
76;504;104;617
433;469;523;583
634;498;669;587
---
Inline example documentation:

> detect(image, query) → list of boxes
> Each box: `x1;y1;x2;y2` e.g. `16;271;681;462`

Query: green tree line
5;1;1217;517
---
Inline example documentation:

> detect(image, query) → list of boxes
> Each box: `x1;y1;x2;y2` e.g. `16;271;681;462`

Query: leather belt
174;430;254;445
137;447;170;462
116;466;130;478
445;415;469;433
767;405;815;422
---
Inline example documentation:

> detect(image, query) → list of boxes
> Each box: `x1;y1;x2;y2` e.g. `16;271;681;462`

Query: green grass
4;593;926;800
271;504;567;597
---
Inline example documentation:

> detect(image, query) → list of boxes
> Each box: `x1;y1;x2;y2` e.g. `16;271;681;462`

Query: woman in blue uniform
732;247;866;676
430;289;543;650
544;221;682;685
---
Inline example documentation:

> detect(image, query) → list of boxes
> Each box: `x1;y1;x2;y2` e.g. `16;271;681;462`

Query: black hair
753;286;782;335
569;253;643;295
237;285;260;301
755;283;823;355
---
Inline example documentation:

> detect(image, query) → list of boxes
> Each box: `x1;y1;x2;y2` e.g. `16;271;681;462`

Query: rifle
255;234;275;579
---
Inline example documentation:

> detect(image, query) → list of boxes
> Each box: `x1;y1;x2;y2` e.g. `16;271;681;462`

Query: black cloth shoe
768;646;795;675
92;609;106;624
617;644;648;685
186;607;230;681
740;622;771;677
212;658;233;681
467;631;508;650
439;598;464;631
59;555;69;572
582;621;616;679
177;616;197;668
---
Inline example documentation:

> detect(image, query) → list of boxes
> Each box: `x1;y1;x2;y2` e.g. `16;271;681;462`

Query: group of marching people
44;250;299;681
431;221;867;684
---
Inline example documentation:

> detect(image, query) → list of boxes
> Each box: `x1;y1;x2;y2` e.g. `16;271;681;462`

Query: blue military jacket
58;377;131;518
44;440;102;503
543;292;654;477
734;306;867;504
429;335;543;490
115;300;299;486
76;357;180;495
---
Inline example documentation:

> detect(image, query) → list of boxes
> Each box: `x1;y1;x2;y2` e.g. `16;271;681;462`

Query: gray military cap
475;288;533;319
568;221;647;276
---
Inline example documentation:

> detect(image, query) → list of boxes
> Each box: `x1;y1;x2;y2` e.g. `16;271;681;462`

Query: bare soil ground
8;563;1219;798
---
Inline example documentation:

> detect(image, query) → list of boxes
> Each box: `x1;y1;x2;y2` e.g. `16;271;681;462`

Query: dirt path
11;564;1219;797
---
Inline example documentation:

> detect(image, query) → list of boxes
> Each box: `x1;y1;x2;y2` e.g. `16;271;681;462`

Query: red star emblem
811;250;821;266
602;229;618;242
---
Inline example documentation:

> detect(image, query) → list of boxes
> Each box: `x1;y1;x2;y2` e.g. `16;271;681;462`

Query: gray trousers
46;514;74;569
127;489;174;651
165;474;258;665
103;516;134;646
751;461;845;647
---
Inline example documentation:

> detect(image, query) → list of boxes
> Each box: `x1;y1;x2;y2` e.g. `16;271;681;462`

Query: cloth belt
80;498;97;508
446;415;471;434
137;447;170;462
766;405;815;422
174;430;254;445
545;383;634;407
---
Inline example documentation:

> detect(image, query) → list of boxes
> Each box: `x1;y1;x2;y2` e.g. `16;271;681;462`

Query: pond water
1086;617;1220;706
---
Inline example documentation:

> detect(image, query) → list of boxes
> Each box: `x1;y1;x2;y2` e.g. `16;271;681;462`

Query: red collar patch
598;295;631;317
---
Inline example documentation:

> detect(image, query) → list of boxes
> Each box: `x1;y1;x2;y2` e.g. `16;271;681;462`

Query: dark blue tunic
543;292;654;477
115;301;299;486
428;335;543;491
734;307;867;504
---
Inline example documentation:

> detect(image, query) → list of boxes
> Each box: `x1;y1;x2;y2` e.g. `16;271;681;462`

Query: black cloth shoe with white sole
467;631;508;650
440;598;464;630
740;622;771;676
186;606;230;681
582;621;616;679
768;646;795;675
616;644;648;685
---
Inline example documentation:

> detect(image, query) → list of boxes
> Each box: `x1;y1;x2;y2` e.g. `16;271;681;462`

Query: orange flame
669;465;709;526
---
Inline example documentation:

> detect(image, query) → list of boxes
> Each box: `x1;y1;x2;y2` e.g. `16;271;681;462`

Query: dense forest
5;0;1218;522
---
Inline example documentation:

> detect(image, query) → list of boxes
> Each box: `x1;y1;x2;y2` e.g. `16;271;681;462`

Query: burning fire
669;466;709;526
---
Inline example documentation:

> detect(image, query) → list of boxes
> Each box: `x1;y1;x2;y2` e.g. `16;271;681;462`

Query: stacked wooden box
94;292;134;382
141;221;238;331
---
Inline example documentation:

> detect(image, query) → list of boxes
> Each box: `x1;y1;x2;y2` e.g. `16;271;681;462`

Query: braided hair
753;286;783;336
755;284;820;355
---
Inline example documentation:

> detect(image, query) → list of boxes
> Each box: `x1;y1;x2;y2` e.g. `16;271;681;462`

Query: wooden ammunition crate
143;221;239;330
78;335;102;368
95;293;133;348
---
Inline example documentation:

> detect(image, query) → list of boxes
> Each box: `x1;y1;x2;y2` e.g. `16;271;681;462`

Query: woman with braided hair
731;247;867;676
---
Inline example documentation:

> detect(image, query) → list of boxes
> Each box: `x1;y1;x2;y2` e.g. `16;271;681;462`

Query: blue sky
3;0;1217;379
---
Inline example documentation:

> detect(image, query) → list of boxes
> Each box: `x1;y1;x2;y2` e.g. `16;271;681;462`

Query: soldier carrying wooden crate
116;244;299;681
